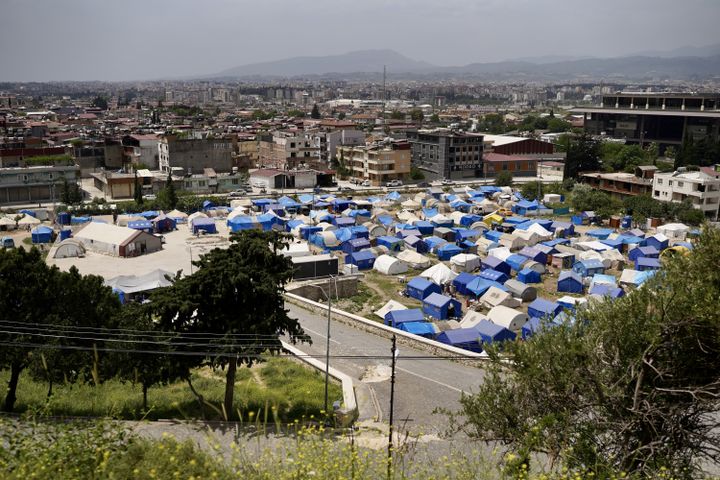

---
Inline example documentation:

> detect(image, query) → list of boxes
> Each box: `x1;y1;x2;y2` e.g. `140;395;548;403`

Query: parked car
361;180;371;187
227;190;246;197
2;237;15;249
386;179;403;187
338;186;352;192
143;194;157;200
441;179;454;185
241;184;253;192
417;181;430;187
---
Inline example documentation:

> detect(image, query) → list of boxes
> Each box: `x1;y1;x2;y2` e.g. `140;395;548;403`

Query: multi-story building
581;166;657;199
258;131;316;169
406;130;483;180
122;134;160;169
652;167;720;219
338;141;411;186
0;164;80;204
482;153;538;179
309;129;366;163
158;135;234;175
571;92;720;153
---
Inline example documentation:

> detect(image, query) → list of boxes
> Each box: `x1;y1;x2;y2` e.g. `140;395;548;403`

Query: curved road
284;303;486;435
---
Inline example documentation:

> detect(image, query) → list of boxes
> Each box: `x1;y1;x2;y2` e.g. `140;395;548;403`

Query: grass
0;357;342;423
336;270;423;319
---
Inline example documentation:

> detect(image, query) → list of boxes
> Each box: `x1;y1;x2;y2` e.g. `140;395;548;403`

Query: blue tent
333;216;355;228
333;199;354;212
71;216;92;224
458;240;478;254
542;238;570;248
431;217;454;228
522;317;558;340
334;228;354;244
551;221;575;237
506;254;528;272
452;272;477;296
455;228;480;242
192;218;217;234
138;210;160;219
377;235;403;251
436;328;482;352
414;221;435;236
277;196;301;209
286;219;305;232
617;235;645;246
201;200;215;210
643;234;669;251
398;321;436;338
437;243;463;261
528;298;563;320
385;191;402;201
347;209;371;221
635;256;661;271
572;259;605;277
460;214;483;227
152;215;176;233
587;228;614;240
504;216;529;225
404;235;429;253
257;213;282;231
484;230;504;242
628;245;660;262
557;271;583;293
423;236;447;252
385;308;424;327
127;220;154;233
518;268;541;284
342;237;371;254
449;200;472;211
482;256;511;275
421;208;438;219
56;212;71;225
397;229;422;239
346;250;376;270
299;225;322;240
298;194;314;204
600;237;624;251
466;278;506;297
513;200;538;216
519;246;547;264
422;292;462;320
30;226;53;244
589;284;625;298
478;269;508;284
476;319;516;346
406;277;441;301
349;225;369;239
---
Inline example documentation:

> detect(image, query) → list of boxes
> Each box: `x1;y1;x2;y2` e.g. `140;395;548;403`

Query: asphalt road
284;303;486;436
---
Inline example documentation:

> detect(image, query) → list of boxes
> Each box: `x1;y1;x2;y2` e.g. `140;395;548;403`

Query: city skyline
1;0;719;81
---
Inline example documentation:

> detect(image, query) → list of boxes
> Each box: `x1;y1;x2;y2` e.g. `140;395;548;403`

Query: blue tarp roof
32;225;53;234
423;292;454;308
476;319;516;343
478;269;507;283
618;235;645;245
636;257;661;268
252;198;273;206
466;277;506;297
385;309;424;325
424;236;447;249
128;220;153;230
589;284;625;298
399;322;436;336
453;272;477;288
298;194;314;204
576;259;604;270
485;230;503;241
528;298;562;317
542;238;570;248
588;228;614;238
437;327;480;345
348;250;376;261
376;215;394;226
385;191;402;201
139;210;160;219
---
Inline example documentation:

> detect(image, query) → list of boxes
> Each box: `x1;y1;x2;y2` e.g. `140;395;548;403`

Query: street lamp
307;275;336;414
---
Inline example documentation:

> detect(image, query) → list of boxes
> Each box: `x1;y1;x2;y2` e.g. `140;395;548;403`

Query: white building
652;167;720;219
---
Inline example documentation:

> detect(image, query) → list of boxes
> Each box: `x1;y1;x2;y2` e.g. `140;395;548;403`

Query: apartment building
581;166;657;199
158;135;234;175
338;141;411;186
407;130;483;181
258;131;316;169
0;164;80;204
652;167;720;219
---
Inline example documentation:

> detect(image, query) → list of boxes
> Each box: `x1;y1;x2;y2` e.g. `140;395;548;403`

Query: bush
495;171;513;187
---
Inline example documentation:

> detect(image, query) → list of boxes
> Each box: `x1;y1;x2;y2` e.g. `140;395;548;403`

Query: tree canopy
452;227;720;478
563;133;601;179
494;170;513;187
310;104;321;119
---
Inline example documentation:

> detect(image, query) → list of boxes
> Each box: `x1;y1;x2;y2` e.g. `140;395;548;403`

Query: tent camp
396;249;432;269
31;225;54;243
481;256;511;275
487;306;528;333
75;222;162;257
459;310;489;329
53;239;86;258
422;292;462;320
437;243;463;261
420;263;458;285
476;319;517;346
191;217;217;234
657;223;689;240
406;277;441;300
373;254;408;275
517;268;541;284
346;250;376;270
105;269;174;296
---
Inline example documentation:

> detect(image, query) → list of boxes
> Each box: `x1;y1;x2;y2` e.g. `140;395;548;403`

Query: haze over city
1;0;719;81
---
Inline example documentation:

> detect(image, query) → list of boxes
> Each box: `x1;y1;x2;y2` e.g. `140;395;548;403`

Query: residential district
1;79;719;476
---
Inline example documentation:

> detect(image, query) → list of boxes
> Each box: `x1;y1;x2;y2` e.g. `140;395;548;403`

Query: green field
0;357;342;423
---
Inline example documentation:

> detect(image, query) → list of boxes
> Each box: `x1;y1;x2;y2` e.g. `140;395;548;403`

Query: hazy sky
1;0;718;81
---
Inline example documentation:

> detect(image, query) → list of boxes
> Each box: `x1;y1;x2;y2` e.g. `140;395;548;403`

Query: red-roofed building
482;152;538;178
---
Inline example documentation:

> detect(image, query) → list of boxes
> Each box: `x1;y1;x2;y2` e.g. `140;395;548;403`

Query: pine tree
310;104;321;119
133;172;143;205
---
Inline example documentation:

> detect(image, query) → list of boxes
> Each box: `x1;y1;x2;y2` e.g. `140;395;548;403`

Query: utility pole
387;334;397;480
323;275;333;414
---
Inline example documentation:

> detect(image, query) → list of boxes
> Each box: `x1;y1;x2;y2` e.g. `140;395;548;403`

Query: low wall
288;276;359;302
285;292;487;367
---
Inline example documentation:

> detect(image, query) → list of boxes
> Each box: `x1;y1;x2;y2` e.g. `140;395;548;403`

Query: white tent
450;253;481;273
370;245;390;257
414;192;430;204
419;262;458;285
449;211;466;226
396;249;432;269
374;300;408;320
576;240;612;252
480;286;521;309
0;216;17;230
374;254;409;275
187;212;208;224
166;209;189;221
478;198;499;213
556;296;588;309
599;248;625;269
468;221;489;232
488;246;513;261
487;306;529;333
459;310;489;329
499;233;526;250
397;210;419;222
116;215;144;227
17;215;41;226
522;260;546;274
105;269;175;294
475;236;498;254
424;198;439;209
579;250;604;263
657;223;690;240
53;239;86;259
317;231;340;247
527;223;553;240
429;213;452;225
282;241;311;258
363;222;386;238
543;193;562;204
230;199;252;208
513;229;541;246
317;222;337;231
401;199;421;210
504;279;537;302
227;208;250;220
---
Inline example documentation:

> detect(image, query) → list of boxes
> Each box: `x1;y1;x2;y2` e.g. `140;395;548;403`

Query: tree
390;110;404;120
157;173;178;210
337;112;346;120
664;146;677;160
495;171;513;187
430;113;440;124
409;108;424;122
133;172;143;205
286;109;306;118
519;181;543;201
564;133;601;179
409;166;425;180
149;231;308;419
91;96;109;110
570;183;620;217
451;228;720;478
547;117;572;133
310;104;321;119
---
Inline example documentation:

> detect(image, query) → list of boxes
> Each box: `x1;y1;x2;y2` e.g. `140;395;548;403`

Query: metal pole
387;334;397;480
323;275;332;415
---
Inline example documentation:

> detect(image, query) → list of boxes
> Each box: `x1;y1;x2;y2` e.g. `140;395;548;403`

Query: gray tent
504;279;538;302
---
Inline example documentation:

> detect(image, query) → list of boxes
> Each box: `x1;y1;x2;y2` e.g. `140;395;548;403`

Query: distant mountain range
208;44;720;81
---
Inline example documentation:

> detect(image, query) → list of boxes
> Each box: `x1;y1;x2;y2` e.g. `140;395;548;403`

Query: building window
502;164;508;171
198;181;206;187
668;180;673;186
657;178;663;184
654;190;660;196
677;181;684;187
